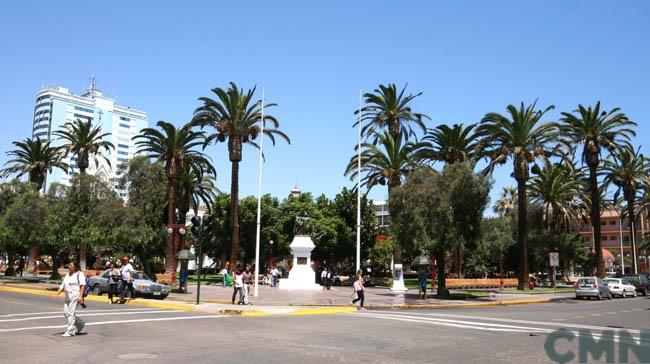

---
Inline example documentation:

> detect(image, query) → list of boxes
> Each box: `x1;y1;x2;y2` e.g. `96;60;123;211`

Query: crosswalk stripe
0;308;158;318
0;310;176;323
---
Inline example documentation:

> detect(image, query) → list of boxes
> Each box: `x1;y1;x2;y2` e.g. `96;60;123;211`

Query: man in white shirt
53;261;86;337
119;256;135;303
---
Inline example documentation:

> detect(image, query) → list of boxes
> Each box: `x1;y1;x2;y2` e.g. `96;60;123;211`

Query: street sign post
549;252;559;295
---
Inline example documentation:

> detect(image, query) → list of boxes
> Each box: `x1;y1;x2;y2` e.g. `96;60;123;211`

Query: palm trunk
164;180;177;275
28;244;40;270
516;177;528;290
436;248;447;297
588;163;605;278
229;160;240;270
627;198;638;274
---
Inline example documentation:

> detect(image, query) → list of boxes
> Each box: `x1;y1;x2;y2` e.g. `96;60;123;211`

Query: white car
603;278;637;298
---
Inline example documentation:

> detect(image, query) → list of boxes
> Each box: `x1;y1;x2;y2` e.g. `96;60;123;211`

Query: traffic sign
549;252;559;267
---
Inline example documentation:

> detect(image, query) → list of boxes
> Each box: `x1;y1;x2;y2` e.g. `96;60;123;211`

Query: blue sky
1;1;648;207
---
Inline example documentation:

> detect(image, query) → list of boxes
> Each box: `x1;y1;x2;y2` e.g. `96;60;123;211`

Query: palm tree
603;146;650;274
423;123;480;165
345;131;428;264
178;164;219;219
494;187;517;217
134;121;215;274
559;102;636;277
192;82;290;268
356;83;430;140
478;101;560;290
54;118;114;175
1;138;68;191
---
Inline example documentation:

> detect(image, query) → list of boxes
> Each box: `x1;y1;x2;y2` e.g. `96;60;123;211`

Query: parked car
575;277;612;300
87;269;169;299
621;274;650;296
603;278;637;298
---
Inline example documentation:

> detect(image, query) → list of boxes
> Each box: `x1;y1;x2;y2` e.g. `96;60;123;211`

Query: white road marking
0;308;159;318
0;315;224;333
0;310;176;322
369;310;644;335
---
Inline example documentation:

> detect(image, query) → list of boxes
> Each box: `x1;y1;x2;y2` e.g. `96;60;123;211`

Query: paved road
1;290;648;364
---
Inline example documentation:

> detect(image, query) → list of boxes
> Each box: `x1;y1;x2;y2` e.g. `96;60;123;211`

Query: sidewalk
0;278;573;316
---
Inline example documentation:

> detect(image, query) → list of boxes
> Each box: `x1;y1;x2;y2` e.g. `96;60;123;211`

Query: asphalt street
1;290;648;364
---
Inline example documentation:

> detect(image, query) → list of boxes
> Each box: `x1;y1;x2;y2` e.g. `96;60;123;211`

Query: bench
445;278;518;289
155;274;176;285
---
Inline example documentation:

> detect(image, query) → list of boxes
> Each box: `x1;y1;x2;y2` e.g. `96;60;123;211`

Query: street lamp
269;240;274;269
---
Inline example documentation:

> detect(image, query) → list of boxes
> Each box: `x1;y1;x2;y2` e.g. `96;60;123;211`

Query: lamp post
167;221;187;284
190;214;211;304
269;240;274;269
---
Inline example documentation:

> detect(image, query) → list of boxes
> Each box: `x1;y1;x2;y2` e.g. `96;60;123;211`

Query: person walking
321;267;328;290
108;263;121;304
418;268;428;299
350;271;365;309
326;268;332;290
231;267;244;304
119;256;135;304
53;261;86;337
220;262;229;288
270;265;280;287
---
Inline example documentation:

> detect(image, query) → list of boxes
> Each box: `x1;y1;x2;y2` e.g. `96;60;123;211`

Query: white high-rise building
32;78;148;197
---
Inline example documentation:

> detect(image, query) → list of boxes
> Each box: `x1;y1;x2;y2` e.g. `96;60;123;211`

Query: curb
366;297;553;310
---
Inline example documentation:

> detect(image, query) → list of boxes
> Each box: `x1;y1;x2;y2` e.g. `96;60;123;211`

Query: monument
279;216;322;290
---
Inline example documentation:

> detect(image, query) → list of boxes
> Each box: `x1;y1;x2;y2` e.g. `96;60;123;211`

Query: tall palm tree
603;146;650;274
178;164;219;219
478;101;560;290
345;131;428;264
559;102;636;277
494;187;517;217
134;121;215;274
54;118;114;175
192;82;290;268
423;123;480;165
1;138;68;191
356;84;430;140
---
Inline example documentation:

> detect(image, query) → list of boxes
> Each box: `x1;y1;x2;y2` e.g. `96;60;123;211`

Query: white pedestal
391;263;408;292
279;235;321;290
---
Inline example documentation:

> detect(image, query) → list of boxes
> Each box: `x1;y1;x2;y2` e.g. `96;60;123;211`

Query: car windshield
604;279;619;284
622;280;632;285
578;279;595;285
132;272;150;281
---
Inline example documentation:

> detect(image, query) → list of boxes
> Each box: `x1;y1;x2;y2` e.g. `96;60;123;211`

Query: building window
119;116;130;121
601;221;606;226
117;157;129;163
33;124;49;131
610;236;617;241
34;131;48;138
117;151;128;156
119;123;130;128
117;143;129;149
74;106;94;113
73;113;93;120
609;221;616;225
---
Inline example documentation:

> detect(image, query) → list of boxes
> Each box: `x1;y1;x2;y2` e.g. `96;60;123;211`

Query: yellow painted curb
291;307;358;315
240;311;269;317
0;285;197;312
389;298;552;310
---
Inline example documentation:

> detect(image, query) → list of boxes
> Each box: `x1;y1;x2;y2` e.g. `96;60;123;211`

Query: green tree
0;180;36;275
193;82;290;268
134;121;214;274
478;101;559;290
423;123;480;165
559;102;636;277
493;186;517;217
1;138;67;191
54;118;114;175
603;147;650;274
390;164;490;296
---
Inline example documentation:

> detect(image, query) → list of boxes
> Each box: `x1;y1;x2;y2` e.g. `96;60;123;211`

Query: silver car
87;269;169;300
575;277;612;300
603;278;637;298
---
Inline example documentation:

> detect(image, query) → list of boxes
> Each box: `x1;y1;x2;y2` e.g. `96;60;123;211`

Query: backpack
77;272;90;298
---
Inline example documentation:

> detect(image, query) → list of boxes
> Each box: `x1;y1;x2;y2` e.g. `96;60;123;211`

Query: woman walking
231;267;244;305
108;263;121;304
350;270;365;309
52;261;86;337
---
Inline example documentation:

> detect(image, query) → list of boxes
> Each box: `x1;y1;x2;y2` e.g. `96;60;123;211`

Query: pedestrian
119;256;135;304
418;268;428;299
108;263;121;304
231;267;244;304
220;263;229;288
321;267;328;290
326;268;332;290
17;257;25;277
242;264;253;305
52;261;86;337
270;265;280;287
350;271;365;309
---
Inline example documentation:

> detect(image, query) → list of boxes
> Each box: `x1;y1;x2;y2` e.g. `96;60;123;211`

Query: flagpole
356;90;362;274
254;88;265;298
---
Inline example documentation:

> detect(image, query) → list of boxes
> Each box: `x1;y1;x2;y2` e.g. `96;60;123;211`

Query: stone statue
293;216;312;236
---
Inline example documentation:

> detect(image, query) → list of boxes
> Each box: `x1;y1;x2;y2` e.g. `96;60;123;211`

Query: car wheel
597;293;602;301
608;292;613;300
622;290;627;298
643;288;648;297
633;290;637;298
92;284;101;296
